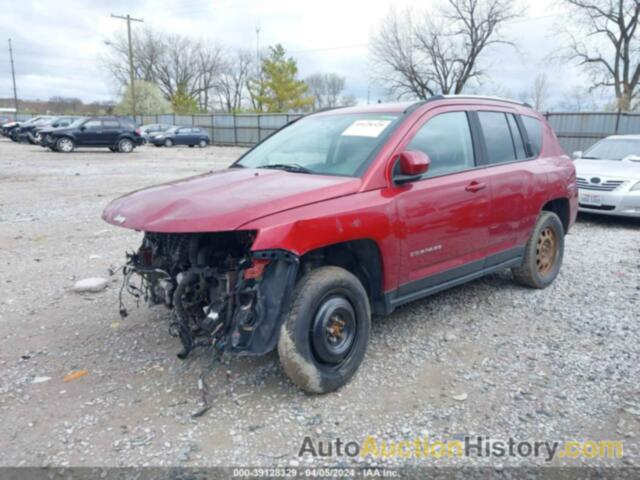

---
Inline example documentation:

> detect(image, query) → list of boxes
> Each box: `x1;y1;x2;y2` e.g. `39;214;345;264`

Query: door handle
465;181;486;193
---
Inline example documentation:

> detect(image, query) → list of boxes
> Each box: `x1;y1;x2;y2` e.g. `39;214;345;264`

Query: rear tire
277;266;371;394
512;211;564;289
118;138;134;153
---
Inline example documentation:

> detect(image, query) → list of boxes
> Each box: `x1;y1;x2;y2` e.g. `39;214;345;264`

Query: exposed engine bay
118;231;299;359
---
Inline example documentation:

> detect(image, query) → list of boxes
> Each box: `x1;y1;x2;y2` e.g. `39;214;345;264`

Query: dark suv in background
40;116;143;153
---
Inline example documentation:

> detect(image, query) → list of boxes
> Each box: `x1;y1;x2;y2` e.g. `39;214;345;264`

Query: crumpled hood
575;159;640;180
102;167;361;232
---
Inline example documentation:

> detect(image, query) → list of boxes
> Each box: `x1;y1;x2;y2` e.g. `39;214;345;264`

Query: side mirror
80;126;86;132
394;150;430;184
572;151;582;160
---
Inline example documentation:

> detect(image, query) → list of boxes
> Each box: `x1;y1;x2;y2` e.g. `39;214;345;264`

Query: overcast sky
0;0;608;108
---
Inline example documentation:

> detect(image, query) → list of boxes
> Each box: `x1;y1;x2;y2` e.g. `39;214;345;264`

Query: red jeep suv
103;95;578;393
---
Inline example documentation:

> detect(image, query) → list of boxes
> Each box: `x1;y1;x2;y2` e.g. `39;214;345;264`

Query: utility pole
111;14;143;119
255;26;261;73
8;38;18;116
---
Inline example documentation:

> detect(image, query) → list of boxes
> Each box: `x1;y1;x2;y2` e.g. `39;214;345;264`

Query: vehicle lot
0;138;638;468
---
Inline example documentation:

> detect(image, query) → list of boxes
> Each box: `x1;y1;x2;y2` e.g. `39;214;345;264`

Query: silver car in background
573;135;640;217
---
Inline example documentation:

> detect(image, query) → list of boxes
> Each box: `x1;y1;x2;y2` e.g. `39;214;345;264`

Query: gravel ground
0;138;638;470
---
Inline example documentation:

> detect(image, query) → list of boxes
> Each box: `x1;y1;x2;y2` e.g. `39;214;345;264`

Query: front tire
277;266;371;394
198;139;207;148
512;211;564;289
164;139;173;148
56;137;75;153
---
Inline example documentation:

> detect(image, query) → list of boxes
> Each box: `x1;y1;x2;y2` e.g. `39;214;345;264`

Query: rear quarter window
507;114;527;159
521;115;543;157
477;111;516;164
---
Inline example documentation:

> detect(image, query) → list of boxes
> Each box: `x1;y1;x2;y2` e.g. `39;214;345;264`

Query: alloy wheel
536;227;557;274
58;138;73;153
119;139;133;153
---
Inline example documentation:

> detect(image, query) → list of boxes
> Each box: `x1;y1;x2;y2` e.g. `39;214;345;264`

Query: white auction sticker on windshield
341;119;392;138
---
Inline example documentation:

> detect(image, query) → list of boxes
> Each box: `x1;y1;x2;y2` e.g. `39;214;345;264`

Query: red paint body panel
103;97;577;296
102;168;361;232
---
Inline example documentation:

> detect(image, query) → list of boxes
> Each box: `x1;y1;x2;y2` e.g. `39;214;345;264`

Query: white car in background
573;135;640;217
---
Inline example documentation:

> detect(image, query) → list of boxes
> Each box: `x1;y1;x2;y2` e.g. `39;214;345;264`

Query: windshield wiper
258;163;313;174
581;156;601;159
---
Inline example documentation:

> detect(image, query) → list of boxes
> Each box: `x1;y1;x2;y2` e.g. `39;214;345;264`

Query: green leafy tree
249;45;313;112
171;87;200;114
115;80;171;115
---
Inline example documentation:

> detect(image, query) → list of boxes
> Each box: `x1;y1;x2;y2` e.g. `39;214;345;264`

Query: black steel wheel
278;266;371;394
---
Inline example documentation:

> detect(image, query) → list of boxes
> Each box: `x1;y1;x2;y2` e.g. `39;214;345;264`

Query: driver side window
407;111;475;178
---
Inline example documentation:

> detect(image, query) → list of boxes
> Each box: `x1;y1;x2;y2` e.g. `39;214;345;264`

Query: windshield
66;118;86;128
582;138;640;160
235;113;401;176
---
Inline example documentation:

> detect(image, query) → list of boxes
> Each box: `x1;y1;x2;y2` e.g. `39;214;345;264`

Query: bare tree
305;73;349;109
522;73;550;110
213;49;254;112
47;96;83;113
558;86;598;111
103;29;224;108
102;28;164;86
564;0;640;111
371;0;519;99
196;43;225;110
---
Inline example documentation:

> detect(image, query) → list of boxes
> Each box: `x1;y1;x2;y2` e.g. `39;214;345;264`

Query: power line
111;13;143;117
8;38;18;114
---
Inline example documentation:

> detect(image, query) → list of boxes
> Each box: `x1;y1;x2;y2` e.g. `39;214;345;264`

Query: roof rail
313;105;349;114
428;94;532;108
403;100;428;114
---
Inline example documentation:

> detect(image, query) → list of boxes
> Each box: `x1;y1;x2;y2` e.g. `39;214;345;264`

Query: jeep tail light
135;128;141;136
243;259;270;280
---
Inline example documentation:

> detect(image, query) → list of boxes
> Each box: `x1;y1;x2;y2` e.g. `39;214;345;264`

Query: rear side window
407;111;475;178
103;120;120;129
521;115;543;157
507;114;527;159
478;112;516;164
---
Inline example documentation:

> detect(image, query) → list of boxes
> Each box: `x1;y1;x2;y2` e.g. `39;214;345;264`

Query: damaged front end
118;231;298;359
